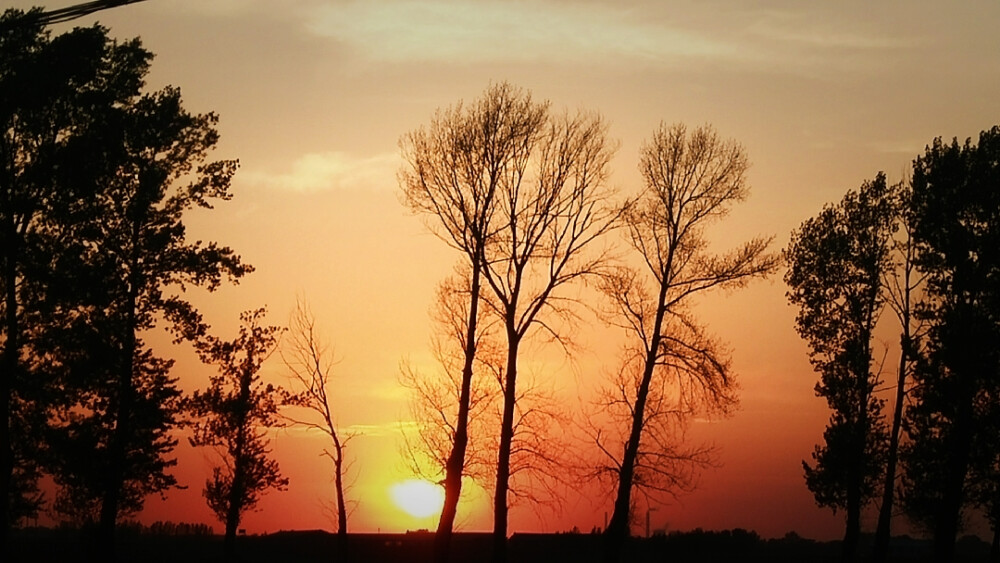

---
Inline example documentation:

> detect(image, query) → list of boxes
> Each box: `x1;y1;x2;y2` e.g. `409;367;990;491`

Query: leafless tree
584;310;724;510
399;81;548;563
598;123;778;563
400;271;571;525
282;299;354;537
400;269;502;490
872;180;927;562
477;101;623;563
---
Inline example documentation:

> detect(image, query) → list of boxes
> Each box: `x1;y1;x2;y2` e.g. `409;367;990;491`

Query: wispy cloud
299;0;921;77
306;0;742;66
240;151;400;192
746;9;918;51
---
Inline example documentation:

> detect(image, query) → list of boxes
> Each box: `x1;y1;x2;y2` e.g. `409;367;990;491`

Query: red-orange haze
16;0;999;542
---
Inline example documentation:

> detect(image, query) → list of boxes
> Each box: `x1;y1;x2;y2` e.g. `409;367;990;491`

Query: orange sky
15;0;1000;540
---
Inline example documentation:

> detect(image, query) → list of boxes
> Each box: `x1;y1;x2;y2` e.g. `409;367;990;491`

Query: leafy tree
0;8;182;544
600;123;776;563
189;308;289;560
902;126;1000;563
970;397;1000;562
785;173;896;562
31;46;249;559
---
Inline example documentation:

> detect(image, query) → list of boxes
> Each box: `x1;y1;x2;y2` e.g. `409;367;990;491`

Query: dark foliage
6;528;995;563
188;308;289;559
1;10;249;558
902;126;1000;562
784;173;897;561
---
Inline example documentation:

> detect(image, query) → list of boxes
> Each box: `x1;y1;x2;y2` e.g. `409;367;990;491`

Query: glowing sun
390;479;445;518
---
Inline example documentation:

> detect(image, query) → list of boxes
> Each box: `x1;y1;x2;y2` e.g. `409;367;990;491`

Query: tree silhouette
473;93;622;563
399;82;533;563
785;173;897;562
872;179;925;563
970;397;1000;562
2;12;249;557
600;123;776;563
402;271;575;534
37;66;246;563
902;126;1000;563
282;299;354;538
399;269;500;497
189;308;289;561
0;8;116;536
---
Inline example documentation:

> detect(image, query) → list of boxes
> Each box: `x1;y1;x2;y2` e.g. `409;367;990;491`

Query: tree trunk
1;214;18;550
932;398;973;563
96;273;139;561
873;334;909;562
225;364;253;562
602;357;655;563
224;491;240;562
492;330;519;563
990;522;999;563
603;278;669;563
842;488;861;563
335;453;347;536
333;450;348;562
434;265;481;563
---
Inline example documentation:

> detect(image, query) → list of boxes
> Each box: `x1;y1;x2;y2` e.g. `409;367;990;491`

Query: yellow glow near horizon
390;479;445;519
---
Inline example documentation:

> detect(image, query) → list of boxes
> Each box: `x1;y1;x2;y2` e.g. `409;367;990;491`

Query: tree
282;299;354;537
902;126;1000;563
399;82;549;563
785;173;896;562
475;95;621;563
2;13;249;558
872;179;925;563
401;269;571;532
0;9;151;539
970;397;1000;562
41;66;249;560
601;123;776;563
189;308;289;560
400;270;501;495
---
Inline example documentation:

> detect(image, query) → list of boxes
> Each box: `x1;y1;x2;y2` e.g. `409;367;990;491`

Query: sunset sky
13;0;1000;540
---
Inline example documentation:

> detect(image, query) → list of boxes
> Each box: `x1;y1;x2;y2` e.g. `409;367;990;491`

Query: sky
13;0;1000;540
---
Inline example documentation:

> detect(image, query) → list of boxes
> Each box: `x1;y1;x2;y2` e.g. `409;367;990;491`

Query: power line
3;1;148;30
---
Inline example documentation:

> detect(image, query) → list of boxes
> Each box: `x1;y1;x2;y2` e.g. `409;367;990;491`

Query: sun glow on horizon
390;479;445;519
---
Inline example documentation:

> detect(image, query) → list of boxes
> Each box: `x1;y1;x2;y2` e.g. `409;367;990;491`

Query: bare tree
477;102;622;563
399;82;548;563
282;299;354;537
400;269;500;488
599;123;777;563
401;270;570;524
585;310;724;513
872;180;926;562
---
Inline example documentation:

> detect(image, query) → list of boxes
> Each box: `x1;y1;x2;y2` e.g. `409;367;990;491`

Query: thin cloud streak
301;0;919;76
306;0;744;66
240;151;400;192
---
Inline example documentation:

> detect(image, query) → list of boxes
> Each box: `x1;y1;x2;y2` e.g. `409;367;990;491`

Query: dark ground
6;526;994;562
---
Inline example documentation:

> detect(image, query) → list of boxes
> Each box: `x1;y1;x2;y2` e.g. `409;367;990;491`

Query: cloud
241;151;400;192
746;10;918;51
298;1;922;77
305;0;743;67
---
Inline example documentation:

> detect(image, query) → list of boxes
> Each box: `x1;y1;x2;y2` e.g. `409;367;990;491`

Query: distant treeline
7;527;996;563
